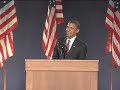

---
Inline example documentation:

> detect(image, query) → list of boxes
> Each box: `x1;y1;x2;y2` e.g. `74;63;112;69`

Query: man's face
66;22;80;39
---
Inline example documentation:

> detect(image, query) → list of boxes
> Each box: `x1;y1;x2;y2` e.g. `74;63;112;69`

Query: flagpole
4;65;6;90
110;62;113;90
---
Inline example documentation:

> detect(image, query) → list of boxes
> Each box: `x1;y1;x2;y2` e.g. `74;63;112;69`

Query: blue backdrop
0;0;120;90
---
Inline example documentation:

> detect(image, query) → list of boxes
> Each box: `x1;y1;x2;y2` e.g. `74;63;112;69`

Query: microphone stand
57;42;66;59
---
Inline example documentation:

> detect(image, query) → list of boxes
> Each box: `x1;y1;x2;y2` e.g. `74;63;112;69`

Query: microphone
57;41;66;59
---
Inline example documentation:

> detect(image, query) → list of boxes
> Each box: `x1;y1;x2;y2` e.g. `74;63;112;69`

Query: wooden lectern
25;59;99;90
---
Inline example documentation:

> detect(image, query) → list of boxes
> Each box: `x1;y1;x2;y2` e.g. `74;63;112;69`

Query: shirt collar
67;36;76;44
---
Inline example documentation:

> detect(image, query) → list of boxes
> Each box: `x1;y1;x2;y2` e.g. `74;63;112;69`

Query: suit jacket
52;37;87;60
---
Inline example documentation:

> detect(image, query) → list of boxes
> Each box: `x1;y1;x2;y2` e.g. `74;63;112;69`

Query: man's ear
76;29;80;33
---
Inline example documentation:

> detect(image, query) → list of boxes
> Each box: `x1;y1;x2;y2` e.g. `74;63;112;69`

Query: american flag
0;0;18;68
42;0;64;59
105;0;120;67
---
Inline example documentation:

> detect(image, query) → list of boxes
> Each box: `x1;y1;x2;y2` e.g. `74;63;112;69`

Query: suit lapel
67;38;77;54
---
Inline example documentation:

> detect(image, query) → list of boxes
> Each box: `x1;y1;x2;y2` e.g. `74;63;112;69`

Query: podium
25;59;99;90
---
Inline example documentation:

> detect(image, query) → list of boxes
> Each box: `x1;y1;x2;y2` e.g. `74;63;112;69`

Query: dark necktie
66;39;70;53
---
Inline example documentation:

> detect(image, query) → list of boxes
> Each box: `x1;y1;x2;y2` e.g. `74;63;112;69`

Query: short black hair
68;20;80;29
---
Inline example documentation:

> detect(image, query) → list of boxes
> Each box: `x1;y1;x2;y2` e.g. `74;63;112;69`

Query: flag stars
53;0;55;3
115;1;120;10
53;0;56;7
3;1;6;3
116;2;119;4
116;2;119;8
50;0;56;7
50;0;52;4
116;6;118;9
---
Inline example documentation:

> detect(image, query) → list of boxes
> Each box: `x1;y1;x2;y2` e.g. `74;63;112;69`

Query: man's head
66;20;80;39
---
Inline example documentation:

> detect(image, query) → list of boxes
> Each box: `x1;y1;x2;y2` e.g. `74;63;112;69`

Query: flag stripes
106;0;120;67
0;0;18;39
0;0;18;68
42;0;64;59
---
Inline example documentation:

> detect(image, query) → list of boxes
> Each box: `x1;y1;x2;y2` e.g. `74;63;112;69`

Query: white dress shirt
66;36;76;51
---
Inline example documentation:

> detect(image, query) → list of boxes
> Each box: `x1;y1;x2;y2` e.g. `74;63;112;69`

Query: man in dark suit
52;20;87;60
